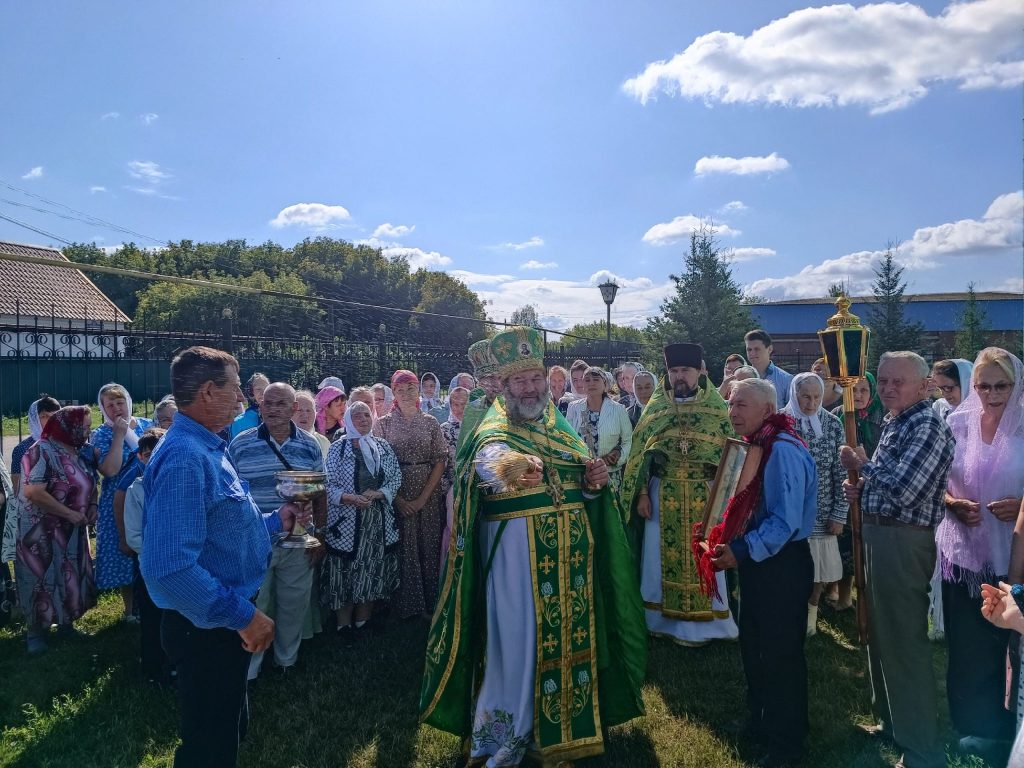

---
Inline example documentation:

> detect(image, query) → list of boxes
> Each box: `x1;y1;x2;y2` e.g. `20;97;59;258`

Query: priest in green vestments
420;326;647;766
620;342;738;646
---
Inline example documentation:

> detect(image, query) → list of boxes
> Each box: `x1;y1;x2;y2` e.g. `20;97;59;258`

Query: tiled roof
0;240;130;323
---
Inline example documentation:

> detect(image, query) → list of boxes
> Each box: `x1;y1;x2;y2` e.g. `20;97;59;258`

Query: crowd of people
1;325;1022;768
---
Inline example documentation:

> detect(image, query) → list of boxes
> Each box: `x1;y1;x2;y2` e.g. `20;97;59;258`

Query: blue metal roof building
749;292;1023;336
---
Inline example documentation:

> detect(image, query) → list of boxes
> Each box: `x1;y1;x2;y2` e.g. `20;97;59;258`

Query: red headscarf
390;370;420;411
42;405;92;448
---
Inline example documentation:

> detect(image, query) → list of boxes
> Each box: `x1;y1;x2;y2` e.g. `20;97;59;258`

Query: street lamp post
817;295;871;646
598;280;619;369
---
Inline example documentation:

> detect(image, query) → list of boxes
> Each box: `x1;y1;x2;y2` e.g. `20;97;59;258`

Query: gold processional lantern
817;295;870;387
817;294;871;646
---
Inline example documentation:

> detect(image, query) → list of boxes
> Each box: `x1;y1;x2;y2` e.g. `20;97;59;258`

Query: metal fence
0;314;650;441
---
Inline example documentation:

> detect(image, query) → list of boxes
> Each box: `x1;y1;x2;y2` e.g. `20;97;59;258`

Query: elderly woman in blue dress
91;383;152;621
322;400;402;635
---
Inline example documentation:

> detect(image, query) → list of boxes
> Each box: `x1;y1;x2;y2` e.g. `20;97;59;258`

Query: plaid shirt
859;399;953;527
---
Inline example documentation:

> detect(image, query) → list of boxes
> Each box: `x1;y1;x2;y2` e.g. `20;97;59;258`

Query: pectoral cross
546;467;565;508
678;438;692;456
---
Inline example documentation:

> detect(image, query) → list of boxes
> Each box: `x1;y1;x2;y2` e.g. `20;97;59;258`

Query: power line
0;211;74;246
0;248;652;348
0;178;167;245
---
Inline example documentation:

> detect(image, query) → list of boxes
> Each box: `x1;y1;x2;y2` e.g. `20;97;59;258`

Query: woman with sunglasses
937;347;1024;761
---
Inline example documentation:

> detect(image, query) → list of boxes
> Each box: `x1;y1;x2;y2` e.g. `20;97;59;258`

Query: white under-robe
469;442;538;766
641;476;738;644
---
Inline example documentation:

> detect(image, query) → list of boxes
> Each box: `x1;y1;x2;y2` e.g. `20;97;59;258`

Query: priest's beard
672;380;697;399
504;384;552;423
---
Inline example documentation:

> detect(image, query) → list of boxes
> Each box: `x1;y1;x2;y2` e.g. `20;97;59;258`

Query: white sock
354;620;367;628
806;603;818;636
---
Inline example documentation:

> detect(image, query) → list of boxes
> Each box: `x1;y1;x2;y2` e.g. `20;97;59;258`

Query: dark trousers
943;576;1015;740
135;574;169;681
738;538;813;759
161;611;251;768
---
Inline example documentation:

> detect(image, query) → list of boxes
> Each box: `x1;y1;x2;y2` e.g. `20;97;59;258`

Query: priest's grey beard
504;384;551;423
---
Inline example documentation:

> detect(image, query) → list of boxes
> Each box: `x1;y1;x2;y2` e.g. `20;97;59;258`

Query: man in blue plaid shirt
841;351;954;768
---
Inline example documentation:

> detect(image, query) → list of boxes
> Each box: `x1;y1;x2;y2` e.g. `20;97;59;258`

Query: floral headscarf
43;406;93;448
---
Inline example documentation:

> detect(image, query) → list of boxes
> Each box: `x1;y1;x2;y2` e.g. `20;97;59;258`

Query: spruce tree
647;227;753;379
953;282;988;360
866;246;925;368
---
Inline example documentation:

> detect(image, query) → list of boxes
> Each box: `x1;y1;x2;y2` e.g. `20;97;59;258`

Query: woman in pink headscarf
315;386;347;441
373;370;446;619
937;347;1024;753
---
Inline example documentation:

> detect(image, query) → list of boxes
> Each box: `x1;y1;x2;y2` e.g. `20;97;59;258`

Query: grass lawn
1;404;157;439
0;592;992;768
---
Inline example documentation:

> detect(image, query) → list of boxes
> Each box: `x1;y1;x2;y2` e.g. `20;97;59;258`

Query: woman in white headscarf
932;359;974;422
419;372;443;413
372;384;394;419
9;396;61;498
782;372;848;636
91;382;152;621
322;401;402;635
927;358;975;639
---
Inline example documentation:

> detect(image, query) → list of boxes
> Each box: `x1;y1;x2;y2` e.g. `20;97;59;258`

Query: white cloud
21;166;43;180
127;160;171;184
695;153;789;177
520;260;559;270
721;200;748;212
997;277;1024;293
269;202;352;229
490;236;545;251
449;270;515;285
89;186;106;194
101;111;120;120
372;222;415;239
473;270;673;330
746;191;1023;298
727;247;776;262
623;0;1024;114
380;246;452;270
642;214;739;246
139;113;159;125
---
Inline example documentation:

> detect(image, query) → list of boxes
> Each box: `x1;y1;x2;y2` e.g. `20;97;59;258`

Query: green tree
559;321;647;344
953;282;989;360
865;245;925;368
409;270;490;344
510;304;540;327
827;281;849;298
646;228;753;378
133;271;316;334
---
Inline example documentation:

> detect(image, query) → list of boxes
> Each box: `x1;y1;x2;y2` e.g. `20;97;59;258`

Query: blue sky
1;0;1021;330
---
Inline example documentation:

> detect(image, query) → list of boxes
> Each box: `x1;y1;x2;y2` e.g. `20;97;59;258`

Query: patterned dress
15;440;97;629
322;440;402;608
93;418;152;590
374;409;446;618
792;412;849;538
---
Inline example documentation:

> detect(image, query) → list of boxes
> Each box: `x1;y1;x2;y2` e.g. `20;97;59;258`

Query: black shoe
754;750;803;767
